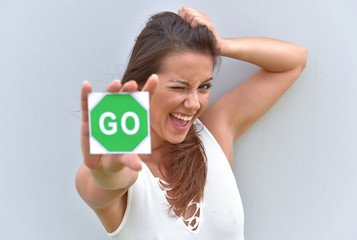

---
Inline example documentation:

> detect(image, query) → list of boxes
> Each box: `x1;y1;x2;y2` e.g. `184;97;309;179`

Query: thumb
121;154;143;172
142;74;159;97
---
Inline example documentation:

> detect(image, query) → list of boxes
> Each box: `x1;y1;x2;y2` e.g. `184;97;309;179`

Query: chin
167;136;186;145
166;131;189;145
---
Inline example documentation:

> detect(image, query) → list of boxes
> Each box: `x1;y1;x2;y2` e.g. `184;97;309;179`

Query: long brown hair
121;11;218;217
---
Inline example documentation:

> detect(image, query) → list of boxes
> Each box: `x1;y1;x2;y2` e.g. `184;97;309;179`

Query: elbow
287;45;308;74
298;45;308;70
75;164;87;200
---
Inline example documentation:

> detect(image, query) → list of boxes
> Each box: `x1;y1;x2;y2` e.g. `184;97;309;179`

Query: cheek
199;93;210;111
154;91;185;110
150;91;182;122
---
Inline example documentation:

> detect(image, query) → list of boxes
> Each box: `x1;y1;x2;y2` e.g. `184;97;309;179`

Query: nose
184;90;200;111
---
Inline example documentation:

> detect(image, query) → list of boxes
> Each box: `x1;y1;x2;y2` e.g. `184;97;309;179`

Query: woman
76;7;307;239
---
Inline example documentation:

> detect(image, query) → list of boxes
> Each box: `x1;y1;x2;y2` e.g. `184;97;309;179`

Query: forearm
220;37;307;72
76;164;137;209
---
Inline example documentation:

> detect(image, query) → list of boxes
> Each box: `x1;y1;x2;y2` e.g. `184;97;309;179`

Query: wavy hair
121;11;219;217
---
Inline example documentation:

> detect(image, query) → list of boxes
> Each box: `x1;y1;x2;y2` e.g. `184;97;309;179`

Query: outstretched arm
179;7;308;164
76;75;158;232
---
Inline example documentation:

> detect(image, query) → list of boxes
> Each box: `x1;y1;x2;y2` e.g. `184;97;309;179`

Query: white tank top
107;120;244;239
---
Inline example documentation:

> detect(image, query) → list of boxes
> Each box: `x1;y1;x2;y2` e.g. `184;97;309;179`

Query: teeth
171;113;193;121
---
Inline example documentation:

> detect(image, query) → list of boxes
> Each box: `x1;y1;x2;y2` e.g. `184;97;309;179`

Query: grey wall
1;0;356;239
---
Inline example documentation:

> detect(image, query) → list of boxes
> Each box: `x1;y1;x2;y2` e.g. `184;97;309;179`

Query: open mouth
169;113;194;130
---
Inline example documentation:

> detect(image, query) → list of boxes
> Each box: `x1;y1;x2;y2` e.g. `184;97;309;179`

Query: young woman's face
150;51;214;147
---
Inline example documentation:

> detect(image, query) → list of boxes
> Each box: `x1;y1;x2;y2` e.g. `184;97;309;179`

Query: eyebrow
169;77;213;87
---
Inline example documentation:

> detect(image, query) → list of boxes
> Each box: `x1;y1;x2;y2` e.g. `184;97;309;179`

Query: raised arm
220;37;307;73
179;7;307;164
207;37;308;141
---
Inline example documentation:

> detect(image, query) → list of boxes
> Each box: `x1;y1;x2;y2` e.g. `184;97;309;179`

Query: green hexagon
90;94;148;152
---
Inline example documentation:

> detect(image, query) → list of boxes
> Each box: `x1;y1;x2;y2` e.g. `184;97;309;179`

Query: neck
139;132;172;180
140;146;170;180
142;127;167;163
140;139;167;165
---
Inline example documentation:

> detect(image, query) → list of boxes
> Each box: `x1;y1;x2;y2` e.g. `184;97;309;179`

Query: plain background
1;0;356;239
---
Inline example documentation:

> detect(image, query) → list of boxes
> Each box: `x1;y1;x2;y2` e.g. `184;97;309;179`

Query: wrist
217;37;227;56
219;38;247;60
90;168;122;190
90;166;137;191
218;38;238;58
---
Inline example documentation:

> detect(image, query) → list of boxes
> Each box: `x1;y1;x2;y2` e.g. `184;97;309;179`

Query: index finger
105;79;122;93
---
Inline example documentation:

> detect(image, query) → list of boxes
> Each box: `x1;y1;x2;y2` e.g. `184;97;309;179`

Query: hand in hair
178;6;224;51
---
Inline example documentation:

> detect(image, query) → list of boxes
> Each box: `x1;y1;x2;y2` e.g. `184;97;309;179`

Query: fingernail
83;80;89;85
114;79;121;83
